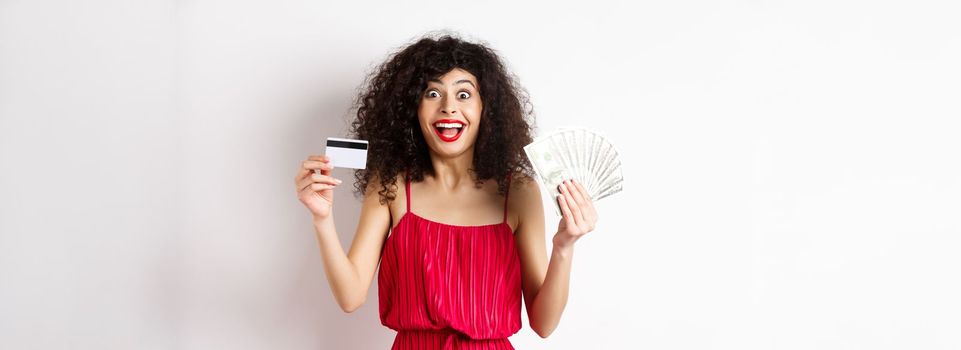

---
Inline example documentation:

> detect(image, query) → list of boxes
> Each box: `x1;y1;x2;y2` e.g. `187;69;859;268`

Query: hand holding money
553;178;598;248
524;127;624;216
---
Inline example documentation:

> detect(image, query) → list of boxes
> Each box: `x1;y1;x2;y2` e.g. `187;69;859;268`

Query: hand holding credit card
321;137;368;171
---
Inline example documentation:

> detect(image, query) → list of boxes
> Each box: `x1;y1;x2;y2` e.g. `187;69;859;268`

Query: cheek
417;101;427;117
468;103;483;127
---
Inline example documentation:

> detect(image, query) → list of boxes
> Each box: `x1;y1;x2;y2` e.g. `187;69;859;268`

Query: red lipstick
432;119;466;143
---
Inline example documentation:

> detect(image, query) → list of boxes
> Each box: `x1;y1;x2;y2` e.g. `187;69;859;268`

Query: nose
441;96;457;115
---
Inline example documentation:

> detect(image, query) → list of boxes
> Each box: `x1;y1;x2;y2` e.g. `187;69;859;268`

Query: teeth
434;122;464;129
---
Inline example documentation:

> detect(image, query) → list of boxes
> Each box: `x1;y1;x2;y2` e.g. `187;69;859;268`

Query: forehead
428;68;477;85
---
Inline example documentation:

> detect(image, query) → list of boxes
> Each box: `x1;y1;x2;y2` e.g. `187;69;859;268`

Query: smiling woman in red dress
294;32;599;350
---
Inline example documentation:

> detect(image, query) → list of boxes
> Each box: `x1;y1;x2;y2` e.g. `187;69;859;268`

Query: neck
428;148;475;190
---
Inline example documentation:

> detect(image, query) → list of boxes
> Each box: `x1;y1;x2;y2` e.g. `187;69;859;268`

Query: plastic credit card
324;137;368;170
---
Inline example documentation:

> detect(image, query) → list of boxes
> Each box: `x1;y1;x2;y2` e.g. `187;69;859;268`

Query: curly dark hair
348;32;536;204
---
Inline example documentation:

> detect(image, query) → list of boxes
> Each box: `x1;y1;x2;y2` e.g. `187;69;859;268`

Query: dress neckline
398;172;514;234
390;211;514;235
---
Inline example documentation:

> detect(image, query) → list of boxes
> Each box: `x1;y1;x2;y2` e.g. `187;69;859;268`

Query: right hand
295;155;342;220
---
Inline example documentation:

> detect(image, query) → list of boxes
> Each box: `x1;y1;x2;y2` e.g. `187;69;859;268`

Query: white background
2;0;959;349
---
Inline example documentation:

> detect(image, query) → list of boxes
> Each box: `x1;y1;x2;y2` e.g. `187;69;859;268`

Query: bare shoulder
368;172;406;231
358;173;391;218
354;173;397;242
508;173;544;229
510;173;539;197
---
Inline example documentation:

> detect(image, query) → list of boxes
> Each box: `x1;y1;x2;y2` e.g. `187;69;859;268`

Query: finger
310;183;337;191
566;180;587;207
557;194;576;228
295;166;310;181
571;179;597;220
296;162;324;180
298;158;317;178
301;160;334;178
297;175;339;192
297;174;333;191
297;177;314;192
305;156;329;171
303;160;334;171
311;173;342;186
301;186;331;203
559;181;583;227
572;179;591;202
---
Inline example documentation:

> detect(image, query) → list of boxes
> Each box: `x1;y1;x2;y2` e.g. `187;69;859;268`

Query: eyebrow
428;78;476;89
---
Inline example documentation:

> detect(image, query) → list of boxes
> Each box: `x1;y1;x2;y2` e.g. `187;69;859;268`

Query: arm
514;178;598;338
312;183;390;312
302;166;393;313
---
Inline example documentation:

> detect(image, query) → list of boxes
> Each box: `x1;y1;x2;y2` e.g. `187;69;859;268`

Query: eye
425;90;440;98
457;91;471;99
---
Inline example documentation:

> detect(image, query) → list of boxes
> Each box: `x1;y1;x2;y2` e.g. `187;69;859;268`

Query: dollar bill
525;135;572;215
524;127;624;216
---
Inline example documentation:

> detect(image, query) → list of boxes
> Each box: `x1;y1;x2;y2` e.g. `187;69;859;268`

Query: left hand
553;179;598;249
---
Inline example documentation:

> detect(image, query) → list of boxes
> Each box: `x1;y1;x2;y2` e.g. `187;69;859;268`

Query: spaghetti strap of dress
503;172;512;224
404;174;411;214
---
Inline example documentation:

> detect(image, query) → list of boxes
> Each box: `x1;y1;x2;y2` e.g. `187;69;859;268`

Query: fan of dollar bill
523;127;624;215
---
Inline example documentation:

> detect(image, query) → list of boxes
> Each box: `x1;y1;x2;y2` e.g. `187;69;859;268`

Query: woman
294;33;598;349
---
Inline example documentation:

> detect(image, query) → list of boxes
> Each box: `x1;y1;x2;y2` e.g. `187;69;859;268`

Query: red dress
378;175;522;350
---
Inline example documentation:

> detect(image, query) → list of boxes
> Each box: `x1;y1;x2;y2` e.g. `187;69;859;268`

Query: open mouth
432;119;466;142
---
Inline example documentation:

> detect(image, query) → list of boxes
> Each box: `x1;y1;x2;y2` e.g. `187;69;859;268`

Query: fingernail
335;179;343;184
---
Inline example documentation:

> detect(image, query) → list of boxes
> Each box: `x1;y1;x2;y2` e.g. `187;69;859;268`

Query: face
417;68;483;158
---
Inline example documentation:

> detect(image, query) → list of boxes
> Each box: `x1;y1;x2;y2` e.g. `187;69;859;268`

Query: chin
427;136;476;158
